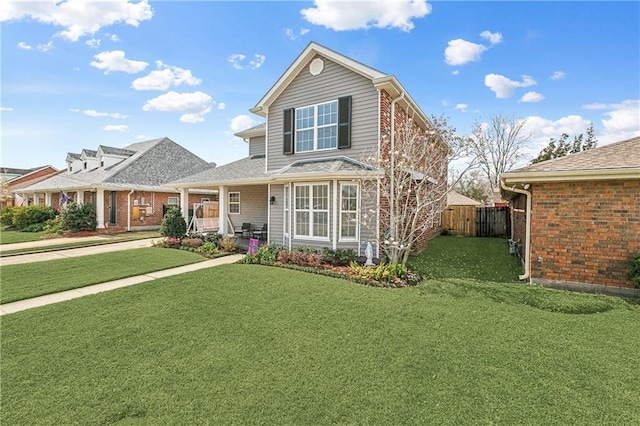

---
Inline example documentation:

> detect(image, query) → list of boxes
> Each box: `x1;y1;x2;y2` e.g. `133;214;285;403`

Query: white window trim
295;100;339;153
229;192;240;214
293;182;330;241
339;182;359;242
167;196;179;206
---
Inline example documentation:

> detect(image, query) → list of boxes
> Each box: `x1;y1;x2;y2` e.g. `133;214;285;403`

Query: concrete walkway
0;238;159;266
0;254;244;316
0;235;109;252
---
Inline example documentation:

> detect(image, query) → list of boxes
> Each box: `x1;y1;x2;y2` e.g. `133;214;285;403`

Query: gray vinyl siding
249;136;266;157
268;184;284;245
227;185;268;232
267;55;379;171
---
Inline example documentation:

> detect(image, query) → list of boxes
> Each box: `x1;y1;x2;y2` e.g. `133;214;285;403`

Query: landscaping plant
630;254;640;289
160;207;186;238
9;205;57;231
61;203;97;232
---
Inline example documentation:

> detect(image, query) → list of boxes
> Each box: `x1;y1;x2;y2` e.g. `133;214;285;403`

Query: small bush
62;203;97;232
630;254;640;289
160;207;186;238
21;223;46;233
322;248;356;266
200;242;219;256
181;238;204;248
0;206;16;227
12;205;57;230
349;262;421;287
277;250;323;267
43;216;64;236
219;235;237;252
164;237;182;248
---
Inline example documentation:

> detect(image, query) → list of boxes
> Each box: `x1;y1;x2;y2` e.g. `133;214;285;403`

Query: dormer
66;152;82;173
97;145;136;168
80;149;99;172
234;123;266;158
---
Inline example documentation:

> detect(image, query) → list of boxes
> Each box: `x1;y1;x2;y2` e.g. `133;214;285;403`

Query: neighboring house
20;137;214;232
169;42;447;257
500;136;640;293
446;190;483;207
0;166;59;207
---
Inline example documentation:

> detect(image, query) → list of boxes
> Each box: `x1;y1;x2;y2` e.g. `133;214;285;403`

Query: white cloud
601;99;640;133
17;41;32;50
107;33;121;42
228;53;265;70
451;69;459;75
142;91;213;123
455;103;468;112
217;103;226;110
131;61;202;91
103;124;128;132
582;103;608;110
301;0;431;32
1;106;14;111
85;38;100;48
0;0;153;42
480;30;502;45
441;100;450;107
550;71;565;80
90;50;148;74
285;27;310;40
71;109;128;119
484;74;536;99
524;114;592;150
519;91;545;103
444;39;487;66
37;40;53;52
230;115;257;133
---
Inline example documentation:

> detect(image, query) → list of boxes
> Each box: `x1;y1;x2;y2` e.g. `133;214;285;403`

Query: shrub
219;235;237;252
349;262;422;286
630;254;640;289
22;223;46;233
0;206;16;227
160;207;186;238
12;205;57;230
164;237;182;248
43;216;65;236
277;250;323;267
322;248;356;266
181;238;204;248
200;242;219;256
62;203;97;232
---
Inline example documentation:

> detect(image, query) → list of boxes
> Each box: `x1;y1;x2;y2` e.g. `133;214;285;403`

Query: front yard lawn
0;248;204;304
0;229;45;245
2;264;638;424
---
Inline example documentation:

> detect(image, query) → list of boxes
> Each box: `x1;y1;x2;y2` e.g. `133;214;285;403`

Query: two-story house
170;42;448;257
20;137;215;232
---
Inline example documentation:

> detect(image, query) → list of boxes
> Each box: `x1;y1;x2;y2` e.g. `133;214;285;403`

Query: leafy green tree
532;123;597;164
160;207;187;238
62;203;97;232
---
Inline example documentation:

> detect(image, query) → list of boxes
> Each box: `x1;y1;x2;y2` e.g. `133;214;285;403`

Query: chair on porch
252;223;267;241
234;222;252;238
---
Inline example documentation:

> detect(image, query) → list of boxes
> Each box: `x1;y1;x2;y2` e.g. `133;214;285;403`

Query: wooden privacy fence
442;206;510;237
442;205;477;236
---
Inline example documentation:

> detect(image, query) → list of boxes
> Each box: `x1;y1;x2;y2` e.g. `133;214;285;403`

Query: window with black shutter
338;96;352;149
283;108;295;155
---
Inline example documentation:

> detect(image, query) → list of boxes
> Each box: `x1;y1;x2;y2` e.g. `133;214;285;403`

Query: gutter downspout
389;92;405;256
127;189;134;231
501;179;531;281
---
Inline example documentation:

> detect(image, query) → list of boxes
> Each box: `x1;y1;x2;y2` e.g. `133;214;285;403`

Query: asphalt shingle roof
170;157;268;185
98;145;136;156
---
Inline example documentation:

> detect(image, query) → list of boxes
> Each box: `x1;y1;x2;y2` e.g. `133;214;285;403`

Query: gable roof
98;145;136;156
248;41;430;130
501;136;640;184
22;137;213;192
447;190;483;206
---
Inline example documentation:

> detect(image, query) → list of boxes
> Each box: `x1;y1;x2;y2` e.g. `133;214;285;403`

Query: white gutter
389;92;405;241
501;179;531;281
127;189;134;231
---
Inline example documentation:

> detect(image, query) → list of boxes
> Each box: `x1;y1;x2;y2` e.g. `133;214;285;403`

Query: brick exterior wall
523;179;639;288
378;90;448;254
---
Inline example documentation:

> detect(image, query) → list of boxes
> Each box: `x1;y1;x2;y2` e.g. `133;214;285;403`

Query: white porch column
45;192;52;207
218;185;228;235
96;189;105;229
76;191;84;205
179;188;189;224
32;193;38;205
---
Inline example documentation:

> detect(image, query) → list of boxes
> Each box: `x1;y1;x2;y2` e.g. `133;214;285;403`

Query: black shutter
283;108;295;155
338;96;352;149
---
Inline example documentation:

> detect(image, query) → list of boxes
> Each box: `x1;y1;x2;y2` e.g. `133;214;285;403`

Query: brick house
20;137;215;232
0;166;59;207
500;136;640;294
169;42;448;257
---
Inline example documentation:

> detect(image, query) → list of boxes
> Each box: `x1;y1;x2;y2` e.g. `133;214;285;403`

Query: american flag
14;193;24;206
59;191;71;208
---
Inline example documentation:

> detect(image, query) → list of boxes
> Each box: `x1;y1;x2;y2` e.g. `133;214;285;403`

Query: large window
229;192;240;214
296;100;338;152
340;184;358;240
295;184;329;239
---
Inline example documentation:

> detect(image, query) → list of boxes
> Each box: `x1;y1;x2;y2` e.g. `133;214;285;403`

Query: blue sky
2;0;639;170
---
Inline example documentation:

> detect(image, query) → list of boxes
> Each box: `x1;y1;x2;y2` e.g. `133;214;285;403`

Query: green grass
409;236;524;281
2;263;638;424
0;232;161;255
0;248;204;304
0;229;45;244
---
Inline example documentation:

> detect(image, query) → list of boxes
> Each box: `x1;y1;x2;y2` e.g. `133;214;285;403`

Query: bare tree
359;114;467;265
450;169;491;205
469;114;529;194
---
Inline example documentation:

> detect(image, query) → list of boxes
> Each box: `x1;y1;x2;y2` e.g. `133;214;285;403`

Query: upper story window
283;96;351;155
296;101;338;152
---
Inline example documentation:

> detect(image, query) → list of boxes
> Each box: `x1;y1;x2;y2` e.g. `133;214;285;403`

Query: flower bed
153;233;238;259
